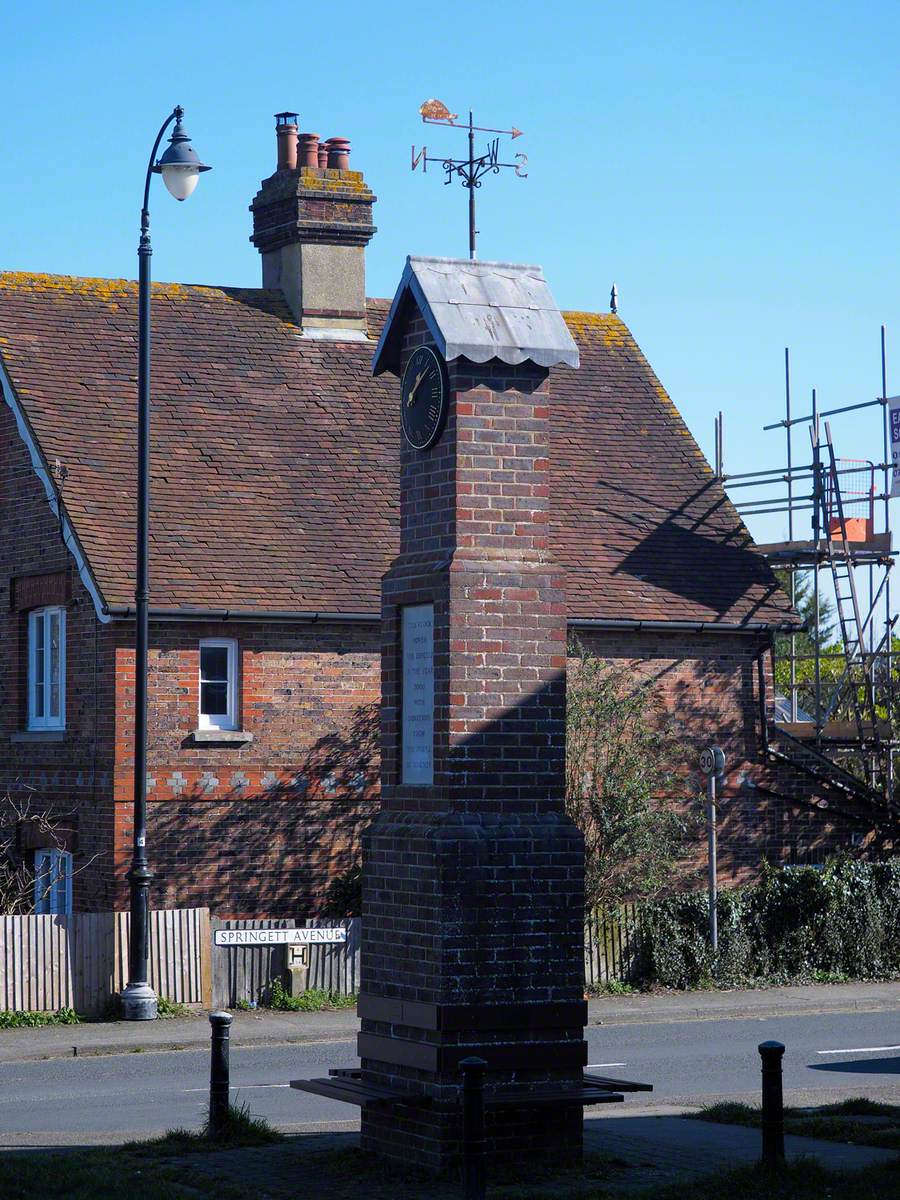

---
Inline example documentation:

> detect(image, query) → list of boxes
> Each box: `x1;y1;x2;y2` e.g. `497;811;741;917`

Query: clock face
400;346;448;451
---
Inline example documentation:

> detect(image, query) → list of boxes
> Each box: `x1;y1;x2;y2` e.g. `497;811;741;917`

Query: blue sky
3;0;900;552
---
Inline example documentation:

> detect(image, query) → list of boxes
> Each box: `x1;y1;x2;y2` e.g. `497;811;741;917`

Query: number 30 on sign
699;746;725;777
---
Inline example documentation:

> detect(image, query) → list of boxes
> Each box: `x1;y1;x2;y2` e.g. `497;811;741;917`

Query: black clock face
400;346;448;450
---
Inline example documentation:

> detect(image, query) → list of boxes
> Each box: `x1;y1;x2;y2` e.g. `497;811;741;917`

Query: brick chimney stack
250;112;376;339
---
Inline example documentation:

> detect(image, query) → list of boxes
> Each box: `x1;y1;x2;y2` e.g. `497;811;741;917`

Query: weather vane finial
411;100;527;260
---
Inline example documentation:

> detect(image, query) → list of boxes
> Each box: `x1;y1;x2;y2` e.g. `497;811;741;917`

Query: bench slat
583;1072;653;1093
291;1077;430;1109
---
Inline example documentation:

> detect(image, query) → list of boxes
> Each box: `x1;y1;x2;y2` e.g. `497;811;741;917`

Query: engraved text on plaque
401;603;434;785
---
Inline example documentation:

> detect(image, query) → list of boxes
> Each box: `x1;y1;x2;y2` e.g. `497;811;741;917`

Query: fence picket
584;903;648;988
0;909;209;1016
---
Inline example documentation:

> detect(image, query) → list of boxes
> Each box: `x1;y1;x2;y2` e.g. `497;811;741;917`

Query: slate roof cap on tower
372;255;580;375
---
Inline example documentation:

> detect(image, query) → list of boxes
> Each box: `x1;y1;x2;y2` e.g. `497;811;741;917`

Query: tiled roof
0;272;794;627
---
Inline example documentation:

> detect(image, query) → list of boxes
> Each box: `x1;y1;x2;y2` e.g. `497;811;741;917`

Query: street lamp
120;107;210;1022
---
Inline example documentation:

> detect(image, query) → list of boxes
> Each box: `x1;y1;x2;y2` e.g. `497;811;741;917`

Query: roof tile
0;272;793;626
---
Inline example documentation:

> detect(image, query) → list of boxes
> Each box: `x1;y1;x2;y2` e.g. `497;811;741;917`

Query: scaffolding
717;330;898;826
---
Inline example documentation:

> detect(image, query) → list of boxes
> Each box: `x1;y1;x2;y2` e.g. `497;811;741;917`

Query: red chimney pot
298;133;320;169
275;114;299;172
325;137;350;171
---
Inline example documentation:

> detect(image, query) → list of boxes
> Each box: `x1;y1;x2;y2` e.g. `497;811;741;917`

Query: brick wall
0;392;383;917
0;398;116;909
111;619;380;916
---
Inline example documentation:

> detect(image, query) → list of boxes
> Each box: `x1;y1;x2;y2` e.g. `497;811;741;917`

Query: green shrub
155;996;190;1019
267;979;357;1011
0;1006;80;1028
628;858;900;989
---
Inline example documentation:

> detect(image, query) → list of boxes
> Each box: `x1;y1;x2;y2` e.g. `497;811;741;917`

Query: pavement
589;979;900;1025
0;1007;356;1064
1;978;896;1064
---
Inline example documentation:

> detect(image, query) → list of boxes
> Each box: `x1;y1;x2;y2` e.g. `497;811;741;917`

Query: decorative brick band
357;995;588;1032
358;1032;588;1074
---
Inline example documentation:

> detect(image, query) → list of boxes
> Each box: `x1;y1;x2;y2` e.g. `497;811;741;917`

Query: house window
198;639;238;730
27;606;66;730
34;848;72;915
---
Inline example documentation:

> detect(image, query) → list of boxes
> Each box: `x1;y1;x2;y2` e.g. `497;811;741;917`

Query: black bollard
460;1056;487;1200
758;1040;785;1170
209;1010;233;1139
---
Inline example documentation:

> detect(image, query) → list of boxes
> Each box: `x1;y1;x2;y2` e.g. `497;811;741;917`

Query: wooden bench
290;1068;651;1110
291;1069;432;1110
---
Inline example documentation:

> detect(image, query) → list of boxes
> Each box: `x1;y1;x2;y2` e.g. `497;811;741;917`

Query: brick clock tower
362;257;585;1170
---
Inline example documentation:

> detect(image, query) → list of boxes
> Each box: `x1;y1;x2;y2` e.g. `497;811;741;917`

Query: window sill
191;729;254;746
11;730;66;743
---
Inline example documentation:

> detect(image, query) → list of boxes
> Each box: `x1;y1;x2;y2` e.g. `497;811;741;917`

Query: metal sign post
699;747;725;954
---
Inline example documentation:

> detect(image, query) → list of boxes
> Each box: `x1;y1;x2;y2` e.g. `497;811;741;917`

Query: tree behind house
0;791;86;915
565;641;691;911
773;568;839;718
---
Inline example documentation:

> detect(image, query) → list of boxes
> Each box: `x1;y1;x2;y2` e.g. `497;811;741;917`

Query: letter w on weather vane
411;99;528;261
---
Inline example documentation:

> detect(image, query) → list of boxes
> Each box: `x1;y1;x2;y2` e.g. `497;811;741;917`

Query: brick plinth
360;308;585;1171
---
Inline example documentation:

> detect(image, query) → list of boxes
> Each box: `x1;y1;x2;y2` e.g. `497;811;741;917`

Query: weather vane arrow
411;99;527;260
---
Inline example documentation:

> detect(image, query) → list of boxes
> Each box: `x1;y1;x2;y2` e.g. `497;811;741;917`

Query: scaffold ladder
821;422;881;753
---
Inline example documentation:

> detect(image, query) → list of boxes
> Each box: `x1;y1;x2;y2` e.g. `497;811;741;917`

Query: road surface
0;1007;897;1146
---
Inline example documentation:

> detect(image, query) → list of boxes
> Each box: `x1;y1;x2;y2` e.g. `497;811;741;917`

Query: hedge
636;859;900;989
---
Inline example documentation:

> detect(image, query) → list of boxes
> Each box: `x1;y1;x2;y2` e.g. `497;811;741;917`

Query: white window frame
33;848;73;915
27;606;66;730
198;638;238;731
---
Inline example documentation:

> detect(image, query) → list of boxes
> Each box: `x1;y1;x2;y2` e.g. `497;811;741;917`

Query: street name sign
888;397;900;496
214;927;347;947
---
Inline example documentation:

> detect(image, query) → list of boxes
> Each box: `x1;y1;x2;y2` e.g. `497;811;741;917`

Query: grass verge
1;1135;899;1199
695;1097;900;1151
126;1103;284;1154
645;1159;900;1199
0;1106;279;1200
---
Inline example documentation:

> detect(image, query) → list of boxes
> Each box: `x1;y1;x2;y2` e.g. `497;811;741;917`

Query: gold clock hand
407;369;427;405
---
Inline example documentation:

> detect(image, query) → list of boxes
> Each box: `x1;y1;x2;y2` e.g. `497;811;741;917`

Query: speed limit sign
700;746;725;777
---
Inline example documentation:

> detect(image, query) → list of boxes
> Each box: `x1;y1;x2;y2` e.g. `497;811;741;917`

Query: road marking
182;1083;292;1093
586;1063;626;1069
817;1045;900;1056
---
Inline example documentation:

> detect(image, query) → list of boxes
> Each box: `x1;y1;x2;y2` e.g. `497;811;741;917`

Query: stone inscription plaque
401;603;434;785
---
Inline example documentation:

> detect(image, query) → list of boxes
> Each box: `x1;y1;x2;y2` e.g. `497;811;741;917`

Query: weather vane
412;99;528;260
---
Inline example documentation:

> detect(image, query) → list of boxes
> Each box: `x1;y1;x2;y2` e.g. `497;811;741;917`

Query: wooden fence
1;905;638;1014
0;908;210;1016
583;903;646;988
0;910;361;1015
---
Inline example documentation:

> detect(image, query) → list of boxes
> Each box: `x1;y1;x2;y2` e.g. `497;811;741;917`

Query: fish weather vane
412;99;528;260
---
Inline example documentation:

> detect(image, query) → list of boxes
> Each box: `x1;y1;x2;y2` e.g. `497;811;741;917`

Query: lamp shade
152;109;211;201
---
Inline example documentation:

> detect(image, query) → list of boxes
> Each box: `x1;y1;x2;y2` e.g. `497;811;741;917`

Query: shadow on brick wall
147;703;379;918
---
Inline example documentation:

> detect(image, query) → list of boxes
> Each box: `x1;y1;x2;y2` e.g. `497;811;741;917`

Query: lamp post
120;108;210;1021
